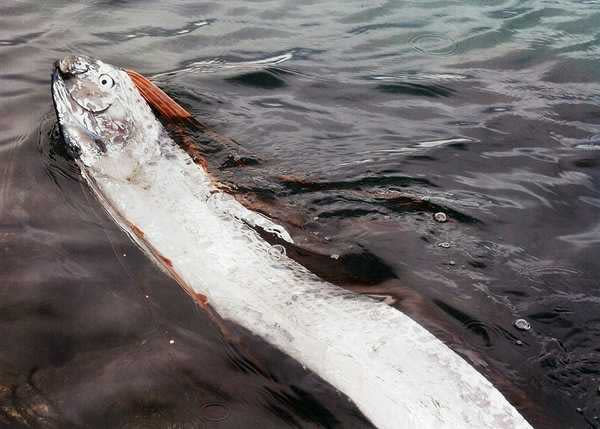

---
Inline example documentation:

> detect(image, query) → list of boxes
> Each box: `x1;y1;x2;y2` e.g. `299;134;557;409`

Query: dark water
2;1;600;428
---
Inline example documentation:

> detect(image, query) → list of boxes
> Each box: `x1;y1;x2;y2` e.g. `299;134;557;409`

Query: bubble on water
514;318;531;331
268;244;286;260
410;33;458;56
438;242;451;248
434;212;448;223
200;402;229;422
331;254;340;260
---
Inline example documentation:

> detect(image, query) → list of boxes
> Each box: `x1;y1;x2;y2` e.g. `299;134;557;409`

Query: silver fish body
51;56;533;429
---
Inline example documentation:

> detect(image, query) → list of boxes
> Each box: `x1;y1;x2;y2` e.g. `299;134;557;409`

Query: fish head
52;55;160;165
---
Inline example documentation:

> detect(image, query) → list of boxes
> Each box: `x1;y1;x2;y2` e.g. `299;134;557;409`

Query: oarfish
51;55;533;429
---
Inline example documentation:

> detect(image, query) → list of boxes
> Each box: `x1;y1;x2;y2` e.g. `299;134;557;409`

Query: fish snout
55;55;90;77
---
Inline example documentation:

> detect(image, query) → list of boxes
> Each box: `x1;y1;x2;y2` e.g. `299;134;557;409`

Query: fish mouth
51;66;78;117
54;55;91;77
51;68;81;157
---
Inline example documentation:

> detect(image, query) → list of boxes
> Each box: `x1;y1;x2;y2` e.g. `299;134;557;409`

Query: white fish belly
83;138;532;429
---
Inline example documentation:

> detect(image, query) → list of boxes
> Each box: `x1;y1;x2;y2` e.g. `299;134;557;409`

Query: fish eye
99;74;114;88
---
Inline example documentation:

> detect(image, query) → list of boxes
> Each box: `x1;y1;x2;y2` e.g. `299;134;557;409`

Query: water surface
2;1;600;428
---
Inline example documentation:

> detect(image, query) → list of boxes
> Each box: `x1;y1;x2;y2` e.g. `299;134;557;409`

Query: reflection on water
2;0;600;427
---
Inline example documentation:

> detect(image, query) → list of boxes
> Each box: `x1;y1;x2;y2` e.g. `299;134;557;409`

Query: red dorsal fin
125;68;204;129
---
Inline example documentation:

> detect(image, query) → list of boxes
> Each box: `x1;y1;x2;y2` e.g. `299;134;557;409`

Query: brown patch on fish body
159;255;173;268
195;293;209;306
130;224;144;238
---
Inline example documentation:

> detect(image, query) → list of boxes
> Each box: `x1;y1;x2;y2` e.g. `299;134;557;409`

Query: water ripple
0;30;45;46
94;19;213;42
409;33;458;56
152;52;295;79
